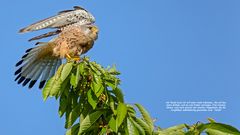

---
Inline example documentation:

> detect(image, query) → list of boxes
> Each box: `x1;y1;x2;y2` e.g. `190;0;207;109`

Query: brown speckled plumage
15;6;98;89
53;25;98;58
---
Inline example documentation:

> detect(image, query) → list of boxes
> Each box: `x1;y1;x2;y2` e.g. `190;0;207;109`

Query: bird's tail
15;42;61;89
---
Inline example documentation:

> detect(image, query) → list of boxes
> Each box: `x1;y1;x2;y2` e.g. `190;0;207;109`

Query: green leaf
93;73;102;83
49;78;62;97
104;72;120;90
91;81;104;98
203;123;240;135
129;117;145;135
65;104;80;129
99;127;107;135
127;118;140;135
109;96;116;115
92;61;106;75
42;64;64;101
56;76;70;99
70;64;82;88
95;85;104;98
61;63;73;82
78;111;104;135
127;105;136;117
42;77;55;100
159;124;186;135
132;117;152;134
108;64;120;75
89;62;102;75
109;116;117;133
75;64;81;86
66;124;79;135
112;87;124;103
87;90;98;109
77;62;85;74
116;103;127;128
105;80;116;90
206;129;231;135
185;131;196;135
207;118;216;123
70;73;77;88
158;130;185;135
135;104;154;131
59;94;67;117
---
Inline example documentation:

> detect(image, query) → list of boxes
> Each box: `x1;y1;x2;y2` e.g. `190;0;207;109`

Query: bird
15;6;99;89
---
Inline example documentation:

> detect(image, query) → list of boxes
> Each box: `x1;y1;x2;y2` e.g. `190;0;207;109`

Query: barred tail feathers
15;43;61;89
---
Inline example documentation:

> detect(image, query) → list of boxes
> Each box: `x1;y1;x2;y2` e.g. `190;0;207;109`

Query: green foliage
42;57;240;135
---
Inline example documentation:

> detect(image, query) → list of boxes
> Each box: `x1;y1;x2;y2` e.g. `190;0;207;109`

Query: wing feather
19;6;95;33
28;30;61;41
15;43;61;89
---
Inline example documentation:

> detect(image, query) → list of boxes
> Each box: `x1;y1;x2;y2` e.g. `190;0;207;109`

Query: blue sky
1;0;240;134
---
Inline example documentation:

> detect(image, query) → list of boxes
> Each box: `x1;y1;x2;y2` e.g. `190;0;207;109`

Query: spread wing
28;30;61;41
19;6;95;33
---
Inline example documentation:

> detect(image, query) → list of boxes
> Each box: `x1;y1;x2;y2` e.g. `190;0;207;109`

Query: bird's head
87;25;99;40
74;6;96;24
88;12;95;24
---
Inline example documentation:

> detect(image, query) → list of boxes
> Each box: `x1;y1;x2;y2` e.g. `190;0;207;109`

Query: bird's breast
52;27;94;58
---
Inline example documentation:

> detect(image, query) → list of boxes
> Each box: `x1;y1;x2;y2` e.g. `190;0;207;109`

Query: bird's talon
66;54;81;63
73;57;81;63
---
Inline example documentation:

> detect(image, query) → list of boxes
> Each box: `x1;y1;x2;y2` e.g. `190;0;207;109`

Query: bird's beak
91;26;99;34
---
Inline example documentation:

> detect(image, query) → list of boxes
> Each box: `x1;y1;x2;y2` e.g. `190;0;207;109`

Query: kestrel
15;6;99;89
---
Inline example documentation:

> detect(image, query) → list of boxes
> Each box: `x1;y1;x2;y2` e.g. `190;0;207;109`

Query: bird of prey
15;6;99;89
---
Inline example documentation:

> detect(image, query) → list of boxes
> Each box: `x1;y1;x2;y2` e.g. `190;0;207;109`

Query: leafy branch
42;57;240;135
